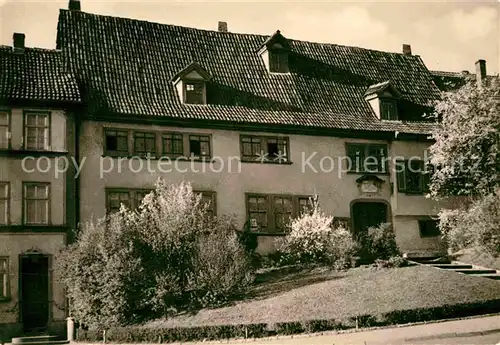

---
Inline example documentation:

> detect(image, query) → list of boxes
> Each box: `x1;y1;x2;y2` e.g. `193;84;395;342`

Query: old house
0;0;489;336
0;33;80;336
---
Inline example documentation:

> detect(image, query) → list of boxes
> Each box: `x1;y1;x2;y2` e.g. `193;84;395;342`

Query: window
24;183;49;225
189;135;211;159
105;129;129;156
246;194;313;233
133;132;156;157
274;196;293;232
419;219;440;238
0;257;8;299
0;183;9;225
184;82;205;104
346;143;388;173
380;99;398;120
241;135;289;163
397;160;432;194
195;191;217;218
24;112;49;150
0;111;10;149
106;189;151;214
298;196;314;216
269;51;289;73
162;133;184;158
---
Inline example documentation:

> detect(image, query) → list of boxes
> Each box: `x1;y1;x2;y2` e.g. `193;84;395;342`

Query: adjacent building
0;0;491;336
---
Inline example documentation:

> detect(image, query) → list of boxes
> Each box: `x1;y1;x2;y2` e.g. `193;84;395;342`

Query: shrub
361;223;400;263
57;180;253;328
374;256;408;269
276;199;357;267
440;191;500;256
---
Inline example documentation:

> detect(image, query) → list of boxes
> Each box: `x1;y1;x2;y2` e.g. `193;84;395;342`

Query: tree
429;77;500;255
429;78;500;198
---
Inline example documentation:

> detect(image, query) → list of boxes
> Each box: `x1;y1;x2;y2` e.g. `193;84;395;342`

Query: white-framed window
24;183;50;225
0;257;9;299
24;112;49;150
0;110;10;149
0;182;9;225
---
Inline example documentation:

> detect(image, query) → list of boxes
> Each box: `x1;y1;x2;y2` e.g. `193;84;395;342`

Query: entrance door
20;254;50;332
351;202;389;261
352;202;388;238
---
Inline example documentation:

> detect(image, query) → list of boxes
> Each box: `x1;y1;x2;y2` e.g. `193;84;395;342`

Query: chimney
218;21;228;32
475;59;486;86
402;44;412;56
69;0;81;11
13;33;25;53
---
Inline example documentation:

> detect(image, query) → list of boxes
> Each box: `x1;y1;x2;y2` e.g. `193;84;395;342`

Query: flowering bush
276;198;357;268
440;191;500;256
56;180;252;328
364;223;400;262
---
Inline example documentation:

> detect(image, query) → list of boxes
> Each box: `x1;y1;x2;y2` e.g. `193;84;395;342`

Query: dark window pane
419;219;440;237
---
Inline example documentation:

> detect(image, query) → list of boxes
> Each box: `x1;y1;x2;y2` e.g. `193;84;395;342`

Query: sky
0;0;499;74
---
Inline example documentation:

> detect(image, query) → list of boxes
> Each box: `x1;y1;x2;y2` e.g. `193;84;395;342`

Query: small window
380;99;398;120
106;189;151;214
0;257;8;299
0;111;10;150
0;182;9;225
189;135;211;159
274;196;293;232
419;219;440;238
298;196;314;216
195;191;217;218
184;82;205;104
105;129;129;156
134;132;156;157
346;143;388;173
269;50;289;73
24;183;50;225
248;195;268;232
162;133;184;158
397;160;432;195
24;112;49;150
240;135;289;163
106;190;131;214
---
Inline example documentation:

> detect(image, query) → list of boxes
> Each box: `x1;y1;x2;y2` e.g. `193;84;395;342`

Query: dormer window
172;62;212;105
380;99;398;120
184;82;205;104
364;81;401;121
258;30;290;74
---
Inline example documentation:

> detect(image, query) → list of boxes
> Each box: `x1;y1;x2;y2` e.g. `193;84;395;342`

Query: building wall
0;107;72;335
0;233;67;325
79;120;450;254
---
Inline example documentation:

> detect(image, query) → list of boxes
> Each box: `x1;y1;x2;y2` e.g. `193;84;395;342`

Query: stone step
432;264;473;269
480;274;500;280
12;336;59;344
8;341;68;345
454;269;497;275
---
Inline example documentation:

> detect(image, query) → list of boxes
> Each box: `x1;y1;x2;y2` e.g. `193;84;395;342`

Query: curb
404;327;500;342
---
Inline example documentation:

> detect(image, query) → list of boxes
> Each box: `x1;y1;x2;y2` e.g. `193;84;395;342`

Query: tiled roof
56;10;442;134
0;45;81;103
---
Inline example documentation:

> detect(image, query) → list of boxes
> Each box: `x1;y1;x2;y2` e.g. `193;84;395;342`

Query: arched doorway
19;250;50;333
351;200;391;261
351;200;390;238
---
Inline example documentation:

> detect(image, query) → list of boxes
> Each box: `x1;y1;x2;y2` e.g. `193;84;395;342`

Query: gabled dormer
257;30;290;73
171;62;212;105
364;81;401;120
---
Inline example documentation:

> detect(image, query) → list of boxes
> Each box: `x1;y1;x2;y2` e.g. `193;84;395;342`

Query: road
187;315;500;345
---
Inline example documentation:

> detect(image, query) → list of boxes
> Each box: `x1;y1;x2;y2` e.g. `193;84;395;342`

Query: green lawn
454;247;500;271
143;264;500;328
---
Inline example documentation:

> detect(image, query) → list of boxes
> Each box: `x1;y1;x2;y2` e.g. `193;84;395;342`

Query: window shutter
423;162;433;193
396;159;406;192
